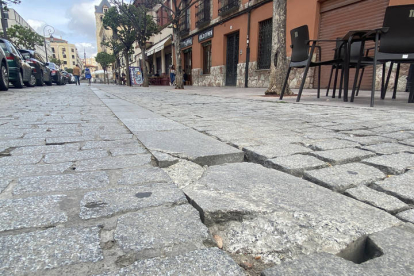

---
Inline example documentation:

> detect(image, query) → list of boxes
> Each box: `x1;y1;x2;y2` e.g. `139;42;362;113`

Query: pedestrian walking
73;64;81;85
85;68;92;86
170;65;175;86
121;72;126;85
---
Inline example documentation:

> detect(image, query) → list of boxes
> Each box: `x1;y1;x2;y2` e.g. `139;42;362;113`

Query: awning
146;35;172;56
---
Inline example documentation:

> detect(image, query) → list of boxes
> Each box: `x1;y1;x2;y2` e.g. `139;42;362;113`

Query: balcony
196;1;211;28
218;0;239;16
179;16;190;36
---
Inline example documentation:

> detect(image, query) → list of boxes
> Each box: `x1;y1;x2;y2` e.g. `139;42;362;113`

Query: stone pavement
0;84;413;275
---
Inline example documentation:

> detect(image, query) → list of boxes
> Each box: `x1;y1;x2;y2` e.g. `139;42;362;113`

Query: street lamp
43;25;54;62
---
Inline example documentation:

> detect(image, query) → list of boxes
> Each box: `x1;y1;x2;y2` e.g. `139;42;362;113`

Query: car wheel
25;73;36;87
45;80;52;86
13;71;24;88
0;63;9;91
36;72;44;86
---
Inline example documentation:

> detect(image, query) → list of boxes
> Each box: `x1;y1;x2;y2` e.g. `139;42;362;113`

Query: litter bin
406;64;414;92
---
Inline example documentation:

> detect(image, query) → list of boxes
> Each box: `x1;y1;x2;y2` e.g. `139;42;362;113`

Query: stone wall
375;63;409;92
192;65;226;87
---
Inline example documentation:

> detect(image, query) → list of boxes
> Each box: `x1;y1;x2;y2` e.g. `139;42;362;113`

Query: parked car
60;70;70;85
18;49;52;86
45;62;63;85
0;46;9;91
68;73;75;84
0;38;35;88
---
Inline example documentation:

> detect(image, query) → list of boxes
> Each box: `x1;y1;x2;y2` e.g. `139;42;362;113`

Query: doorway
226;32;239;86
183;48;192;85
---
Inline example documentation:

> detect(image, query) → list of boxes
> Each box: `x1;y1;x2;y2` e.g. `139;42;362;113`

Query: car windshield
21;52;31;60
0;42;8;53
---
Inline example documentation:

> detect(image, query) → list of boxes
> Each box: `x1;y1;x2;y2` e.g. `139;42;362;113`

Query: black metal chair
352;4;414;106
280;25;340;102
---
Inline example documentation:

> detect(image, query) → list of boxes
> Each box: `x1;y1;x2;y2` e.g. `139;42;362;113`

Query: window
202;41;211;74
72;55;75;59
196;0;211;27
257;18;272;69
53;54;56;58
73;61;75;65
64;61;67;65
71;49;74;53
52;48;55;53
63;54;67;58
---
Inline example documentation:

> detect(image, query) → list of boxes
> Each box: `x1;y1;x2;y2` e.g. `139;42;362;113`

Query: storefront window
202;41;212;74
257;18;272;69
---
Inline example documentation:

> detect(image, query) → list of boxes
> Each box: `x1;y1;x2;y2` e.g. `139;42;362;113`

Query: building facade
95;0;113;54
47;37;82;70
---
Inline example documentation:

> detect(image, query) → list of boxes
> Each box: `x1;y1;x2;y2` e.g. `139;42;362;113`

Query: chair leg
351;40;366;102
381;63;387;99
371;32;379;107
297;43;316;103
332;66;339;98
356;67;365;97
393;63;401;99
383;62;394;99
317;65;321;98
280;66;291;100
339;68;345;99
326;66;334;97
409;81;414;103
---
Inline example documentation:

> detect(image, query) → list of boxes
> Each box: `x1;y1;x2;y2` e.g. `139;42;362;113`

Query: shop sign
180;37;193;48
198;28;213;42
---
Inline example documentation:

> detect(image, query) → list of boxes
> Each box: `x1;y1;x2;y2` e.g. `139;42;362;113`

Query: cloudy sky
9;0;104;58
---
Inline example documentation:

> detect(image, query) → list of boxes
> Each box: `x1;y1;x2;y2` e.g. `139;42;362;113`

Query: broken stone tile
345;186;408;214
396;209;414;224
0;162;72;178
303;163;386;192
109;145;147;156
0;154;42;166
244;144;312;163
0;195;67;231
266;155;328;177
163;160;205;189
362;153;414;174
373;170;414;204
98;248;244;276
80;183;187;219
75;155;152;172
305;139;360;151
46;135;96;144
10;143;80;156
114;205;210;258
116;167;171;185
82;140;137;150
0;179;11;193
0;227;103;275
309;148;376;165
14;171;110;195
44;149;109;163
361;143;414;155
152;150;179;168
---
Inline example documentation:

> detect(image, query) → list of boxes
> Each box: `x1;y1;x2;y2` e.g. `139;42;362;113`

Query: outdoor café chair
280;25;341;102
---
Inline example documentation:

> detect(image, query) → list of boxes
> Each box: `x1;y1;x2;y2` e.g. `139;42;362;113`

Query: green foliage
66;68;73;74
5;25;44;49
95;52;115;71
49;57;63;67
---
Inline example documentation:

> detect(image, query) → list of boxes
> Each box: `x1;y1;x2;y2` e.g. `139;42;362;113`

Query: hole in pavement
135;192;152;198
337;235;383;264
85;201;108;208
347;170;358;175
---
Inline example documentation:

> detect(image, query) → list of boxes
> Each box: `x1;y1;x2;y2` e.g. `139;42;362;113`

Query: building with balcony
46;37;82;70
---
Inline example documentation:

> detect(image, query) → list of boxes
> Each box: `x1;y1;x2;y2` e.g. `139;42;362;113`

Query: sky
8;0;103;59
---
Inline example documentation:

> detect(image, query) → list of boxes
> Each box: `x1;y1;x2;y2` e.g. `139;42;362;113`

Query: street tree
102;5;139;86
266;0;292;96
4;25;44;49
0;0;21;39
50;57;63;68
110;0;159;87
102;34;123;85
95;51;116;84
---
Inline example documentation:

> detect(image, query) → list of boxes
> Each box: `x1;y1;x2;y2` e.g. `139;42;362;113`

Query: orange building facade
173;0;414;89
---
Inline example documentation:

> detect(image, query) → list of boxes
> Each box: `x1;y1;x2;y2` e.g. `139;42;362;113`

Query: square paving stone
0;179;11;193
304;139;360;151
122;118;189;132
266;155;328;177
303;163;386;192
361;143;414;155
343;136;395;146
381;132;414;141
244;144;312;162
0;138;45;148
44;149;109;163
396;209;414;224
345;186;408;214
0;154;42;166
0;195;67;231
116;167;171;185
74;155;151;172
10;143;80;155
309;148;376;165
0;162;72;179
82;140;137;150
14;171;110;195
0;226;103;275
46;135;96;145
400;138;414;147
99;248;244;276
114;205;210;258
24;130;82;139
362;153;414;174
80;183;187;219
99;133;134;140
373;170;414;204
109;145;148;156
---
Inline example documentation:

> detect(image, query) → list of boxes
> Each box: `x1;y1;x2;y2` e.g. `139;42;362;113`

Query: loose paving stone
303;163;386;192
266;154;328;177
10;143;80;155
0;195;67;231
109;145;148;156
372;170;414;204
80;183;187;219
163;160;205;189
362;153;414;174
361;142;414;155
116;167;171;185
345;186;408;214
75;155;152;172
184;163;399;264
99;248;244;276
0;138;45;148
244;144;312;162
309;148;376;165
46;135;96;144
14;171;110;195
114;205;211;258
135;129;244;166
0;154;42;166
0;162;72;178
82;140;137;150
152;150;179;168
44;149;109;163
0;179;11;193
304;139;360;151
396;209;414;224
0;226;103;275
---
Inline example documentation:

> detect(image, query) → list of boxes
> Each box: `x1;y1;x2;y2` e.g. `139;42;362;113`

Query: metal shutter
315;0;389;90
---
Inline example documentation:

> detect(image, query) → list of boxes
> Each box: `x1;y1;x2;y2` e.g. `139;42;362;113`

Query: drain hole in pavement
337;236;383;264
135;192;152;198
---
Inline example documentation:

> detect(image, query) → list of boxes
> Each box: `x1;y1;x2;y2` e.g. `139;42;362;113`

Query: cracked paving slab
372;170;414;204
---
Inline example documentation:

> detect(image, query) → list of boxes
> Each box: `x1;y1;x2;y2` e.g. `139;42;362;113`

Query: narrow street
0;84;413;275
